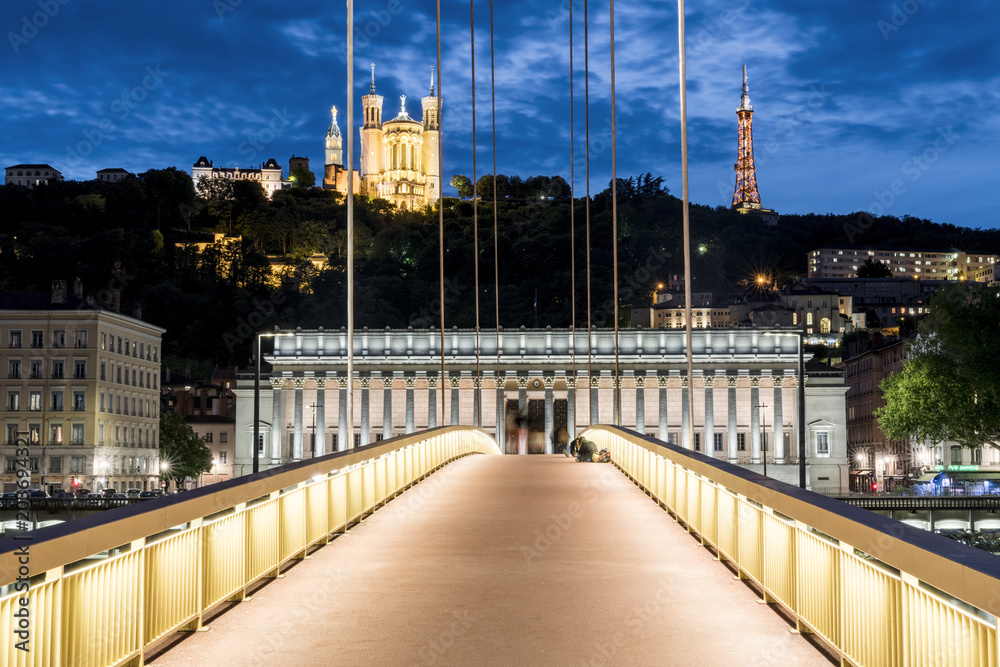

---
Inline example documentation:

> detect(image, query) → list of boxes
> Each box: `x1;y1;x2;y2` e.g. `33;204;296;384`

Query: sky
1;0;998;229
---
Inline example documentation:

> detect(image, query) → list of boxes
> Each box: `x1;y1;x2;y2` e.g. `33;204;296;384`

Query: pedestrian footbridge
1;427;998;666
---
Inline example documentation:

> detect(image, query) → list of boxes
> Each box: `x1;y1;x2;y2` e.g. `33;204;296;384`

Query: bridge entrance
504;398;568;454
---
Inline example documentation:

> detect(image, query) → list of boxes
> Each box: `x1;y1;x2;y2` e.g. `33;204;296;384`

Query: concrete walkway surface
147;455;834;666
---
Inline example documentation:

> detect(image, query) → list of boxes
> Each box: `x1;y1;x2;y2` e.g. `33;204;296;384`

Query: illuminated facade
0;281;164;494
359;64;441;210
807;247;997;281
192;156;284;199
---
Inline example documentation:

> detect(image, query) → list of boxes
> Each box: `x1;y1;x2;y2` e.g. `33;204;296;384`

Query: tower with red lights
731;66;777;222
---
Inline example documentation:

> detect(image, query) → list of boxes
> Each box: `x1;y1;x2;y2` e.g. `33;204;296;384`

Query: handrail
0;426;499;666
584;425;1000;667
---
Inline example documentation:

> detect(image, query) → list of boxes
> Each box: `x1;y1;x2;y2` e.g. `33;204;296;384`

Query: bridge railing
0;426;499;667
584;426;1000;667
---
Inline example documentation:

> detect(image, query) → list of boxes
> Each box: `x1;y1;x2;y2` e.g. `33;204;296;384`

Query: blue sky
2;0;997;228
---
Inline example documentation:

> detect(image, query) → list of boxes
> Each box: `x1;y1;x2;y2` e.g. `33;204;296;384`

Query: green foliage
450;174;474;199
159;411;213;486
857;256;893;278
877;283;1000;450
289;166;316;189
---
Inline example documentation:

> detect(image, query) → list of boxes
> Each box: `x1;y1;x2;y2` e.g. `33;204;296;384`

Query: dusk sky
2;0;997;229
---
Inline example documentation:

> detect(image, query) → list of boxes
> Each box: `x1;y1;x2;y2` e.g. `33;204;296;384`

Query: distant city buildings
96;168;132;183
4;163;63;188
0;280;165;494
807;247;996;281
191;156;284;199
160;369;235;488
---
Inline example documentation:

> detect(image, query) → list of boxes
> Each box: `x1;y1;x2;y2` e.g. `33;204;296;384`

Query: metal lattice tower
732;64;761;208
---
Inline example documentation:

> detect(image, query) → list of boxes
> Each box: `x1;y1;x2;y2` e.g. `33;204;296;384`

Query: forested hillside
2;170;997;372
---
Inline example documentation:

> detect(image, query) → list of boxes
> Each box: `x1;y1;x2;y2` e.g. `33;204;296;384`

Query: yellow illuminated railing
0;426;499;667
584;426;1000;667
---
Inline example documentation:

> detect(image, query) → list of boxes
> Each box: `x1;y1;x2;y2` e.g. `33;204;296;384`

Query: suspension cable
471;0;480;427
346;0;354;449
490;0;501;440
569;0;576;434
437;0;446;425
610;0;620;426
678;0;694;449
584;0;592;422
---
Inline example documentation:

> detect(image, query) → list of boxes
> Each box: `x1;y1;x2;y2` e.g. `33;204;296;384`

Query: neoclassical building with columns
232;327;849;490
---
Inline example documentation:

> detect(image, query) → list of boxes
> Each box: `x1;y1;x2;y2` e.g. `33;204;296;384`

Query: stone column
544;376;554;454
566;375;576;442
360;376;370;446
472;376;480;428
518;377;527;416
773;376;785;463
427;375;438;428
382;375;393;440
704;375;715;457
270;378;283;462
750;376;761;464
404;375;415;434
658;375;668;441
496;375;506;446
727;375;738;463
450;375;460;426
590;375;599;425
681;377;690;449
338;376;348;451
292;377;304;460
315;377;326;457
635;375;645;435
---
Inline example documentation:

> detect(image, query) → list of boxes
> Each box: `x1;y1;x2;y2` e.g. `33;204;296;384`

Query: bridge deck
147;456;833;666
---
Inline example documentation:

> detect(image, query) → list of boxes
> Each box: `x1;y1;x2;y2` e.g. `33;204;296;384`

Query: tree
450;175;474;199
857;256;892;278
877;283;1000;451
159;411;213;488
290;166;316;189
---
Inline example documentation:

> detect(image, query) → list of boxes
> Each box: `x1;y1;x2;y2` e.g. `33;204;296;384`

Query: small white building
192;156;283;199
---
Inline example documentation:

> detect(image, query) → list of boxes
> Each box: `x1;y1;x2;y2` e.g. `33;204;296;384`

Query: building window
71;424;84;445
50;424;62;444
74;360;86;379
219;432;228;444
693;433;701;451
204;432;213;443
101;361;106;381
9;330;22;348
102;332;107;350
49;456;62;473
71;456;84;474
30;330;43;348
737;433;747;451
667;433;678;446
219;451;227;465
52;330;65;348
52;360;64;379
51;391;63;411
9;360;21;379
117;336;122;354
7;392;19;412
5;458;17;473
950;446;962;465
29;360;42;379
714;433;724;452
73;392;85;411
6;425;17;445
816;431;830;456
74;330;87;348
28;424;40;443
28;391;41;412
256;433;264;456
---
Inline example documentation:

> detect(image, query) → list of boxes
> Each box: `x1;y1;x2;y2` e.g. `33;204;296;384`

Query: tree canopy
857;256;893;278
877;283;1000;450
159;411;214;486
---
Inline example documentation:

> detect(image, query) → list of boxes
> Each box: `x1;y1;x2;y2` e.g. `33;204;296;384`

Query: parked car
100;488;117;498
111;493;127;499
74;489;93;498
138;490;162;499
54;490;76;499
27;489;47;499
125;488;142;498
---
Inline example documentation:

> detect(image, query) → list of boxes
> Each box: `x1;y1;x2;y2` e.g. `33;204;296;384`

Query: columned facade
233;328;849;490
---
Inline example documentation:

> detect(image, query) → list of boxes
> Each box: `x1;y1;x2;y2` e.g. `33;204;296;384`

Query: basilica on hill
324;64;442;210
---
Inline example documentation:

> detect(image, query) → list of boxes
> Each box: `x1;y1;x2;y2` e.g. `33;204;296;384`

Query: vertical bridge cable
490;0;501;445
610;0;620;426
346;0;355;449
678;0;694;449
569;0;576;438
471;0;480;427
437;0;446;426
584;0;593;423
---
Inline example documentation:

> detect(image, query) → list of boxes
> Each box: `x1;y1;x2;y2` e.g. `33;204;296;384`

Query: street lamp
763;329;807;489
253;331;294;475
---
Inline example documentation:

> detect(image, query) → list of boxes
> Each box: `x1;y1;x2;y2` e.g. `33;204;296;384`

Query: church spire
429;65;435;97
370;62;376;94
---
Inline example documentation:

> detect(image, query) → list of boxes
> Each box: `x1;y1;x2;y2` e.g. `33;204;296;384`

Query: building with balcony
0;281;165;494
